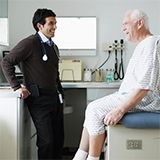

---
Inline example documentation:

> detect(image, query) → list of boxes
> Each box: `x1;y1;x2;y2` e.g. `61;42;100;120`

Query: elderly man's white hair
125;9;149;30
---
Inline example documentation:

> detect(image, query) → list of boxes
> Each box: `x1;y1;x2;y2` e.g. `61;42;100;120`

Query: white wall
0;0;160;81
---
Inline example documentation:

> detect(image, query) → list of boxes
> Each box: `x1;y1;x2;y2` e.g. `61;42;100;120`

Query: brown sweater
1;34;64;98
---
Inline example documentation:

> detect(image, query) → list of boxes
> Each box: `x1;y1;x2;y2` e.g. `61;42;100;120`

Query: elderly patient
73;9;160;160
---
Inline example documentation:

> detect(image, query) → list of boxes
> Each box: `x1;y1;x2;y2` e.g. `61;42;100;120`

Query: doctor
1;8;65;159
73;9;160;160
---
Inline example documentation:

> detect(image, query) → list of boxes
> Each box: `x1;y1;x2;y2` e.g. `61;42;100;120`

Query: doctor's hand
104;108;124;126
15;87;31;99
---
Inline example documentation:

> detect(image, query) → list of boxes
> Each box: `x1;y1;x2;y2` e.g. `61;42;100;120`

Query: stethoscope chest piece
42;54;48;61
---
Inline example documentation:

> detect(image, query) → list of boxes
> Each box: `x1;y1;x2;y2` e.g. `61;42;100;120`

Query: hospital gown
84;35;160;135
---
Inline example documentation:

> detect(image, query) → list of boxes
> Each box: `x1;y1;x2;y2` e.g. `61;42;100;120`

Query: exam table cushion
119;112;160;129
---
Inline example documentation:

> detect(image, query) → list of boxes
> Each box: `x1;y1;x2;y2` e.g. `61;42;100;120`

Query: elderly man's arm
104;88;149;126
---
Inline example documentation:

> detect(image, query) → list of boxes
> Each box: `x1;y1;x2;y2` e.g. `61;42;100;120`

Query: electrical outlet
102;43;114;51
126;140;142;150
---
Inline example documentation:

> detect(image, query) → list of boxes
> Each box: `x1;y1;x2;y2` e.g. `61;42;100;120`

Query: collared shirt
38;31;53;46
37;31;60;59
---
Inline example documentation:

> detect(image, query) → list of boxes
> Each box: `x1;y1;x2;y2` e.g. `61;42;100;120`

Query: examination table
105;112;160;160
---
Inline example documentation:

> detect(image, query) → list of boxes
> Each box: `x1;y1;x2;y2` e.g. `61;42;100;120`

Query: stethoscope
36;32;60;61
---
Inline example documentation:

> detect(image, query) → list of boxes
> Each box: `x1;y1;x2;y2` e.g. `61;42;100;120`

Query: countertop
0;83;21;98
0;89;21;98
61;81;121;88
0;81;121;97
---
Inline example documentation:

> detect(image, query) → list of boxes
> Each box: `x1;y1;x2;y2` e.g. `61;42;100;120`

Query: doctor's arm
104;88;149;126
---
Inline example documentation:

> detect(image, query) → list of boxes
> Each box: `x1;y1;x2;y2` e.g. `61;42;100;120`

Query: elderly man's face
122;13;138;43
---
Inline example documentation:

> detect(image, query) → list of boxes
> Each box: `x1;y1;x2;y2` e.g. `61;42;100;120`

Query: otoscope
114;40;119;80
119;39;124;80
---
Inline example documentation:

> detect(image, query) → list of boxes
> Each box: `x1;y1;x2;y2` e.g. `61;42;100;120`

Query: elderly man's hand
104;108;124;126
15;87;31;99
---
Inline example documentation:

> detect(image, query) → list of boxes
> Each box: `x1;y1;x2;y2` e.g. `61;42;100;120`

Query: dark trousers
26;93;64;160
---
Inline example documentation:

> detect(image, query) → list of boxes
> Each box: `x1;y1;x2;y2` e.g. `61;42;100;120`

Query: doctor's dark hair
32;8;56;32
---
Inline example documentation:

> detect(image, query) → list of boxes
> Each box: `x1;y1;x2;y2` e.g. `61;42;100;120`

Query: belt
39;88;58;96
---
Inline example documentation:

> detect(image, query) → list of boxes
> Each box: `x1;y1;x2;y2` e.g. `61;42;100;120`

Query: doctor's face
122;13;138;43
38;16;57;39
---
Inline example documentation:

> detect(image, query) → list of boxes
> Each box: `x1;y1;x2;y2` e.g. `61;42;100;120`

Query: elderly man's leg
79;127;89;152
88;133;105;159
73;127;89;160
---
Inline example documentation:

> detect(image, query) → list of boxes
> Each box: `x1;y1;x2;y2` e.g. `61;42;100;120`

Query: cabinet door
87;88;118;104
0;97;17;160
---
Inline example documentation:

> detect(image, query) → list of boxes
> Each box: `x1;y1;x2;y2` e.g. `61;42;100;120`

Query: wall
0;0;160;82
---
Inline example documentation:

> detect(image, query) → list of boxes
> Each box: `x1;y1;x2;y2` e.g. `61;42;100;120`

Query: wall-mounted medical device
59;60;82;81
102;39;125;80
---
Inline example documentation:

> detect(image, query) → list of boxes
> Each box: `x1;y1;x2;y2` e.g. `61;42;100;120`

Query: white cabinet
87;88;119;105
0;91;30;160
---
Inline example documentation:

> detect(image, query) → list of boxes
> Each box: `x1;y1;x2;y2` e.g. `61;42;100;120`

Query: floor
62;147;105;160
62;147;76;159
